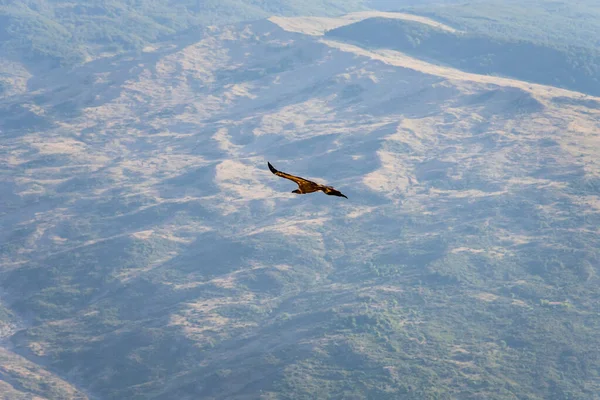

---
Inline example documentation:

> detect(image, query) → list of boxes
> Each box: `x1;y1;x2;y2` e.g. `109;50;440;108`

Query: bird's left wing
268;162;318;186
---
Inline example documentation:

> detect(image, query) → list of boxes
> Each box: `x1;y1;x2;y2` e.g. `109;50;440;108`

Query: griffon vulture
268;162;348;199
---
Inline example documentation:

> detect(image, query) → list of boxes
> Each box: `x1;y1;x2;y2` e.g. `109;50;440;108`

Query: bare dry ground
0;348;87;399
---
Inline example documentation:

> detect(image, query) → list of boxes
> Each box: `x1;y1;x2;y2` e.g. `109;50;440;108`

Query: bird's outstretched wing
268;162;319;187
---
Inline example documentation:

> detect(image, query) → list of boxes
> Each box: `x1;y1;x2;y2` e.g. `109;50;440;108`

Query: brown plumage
268;162;348;199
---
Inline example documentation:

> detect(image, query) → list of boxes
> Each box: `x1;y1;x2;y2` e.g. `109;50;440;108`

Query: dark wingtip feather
267;162;277;174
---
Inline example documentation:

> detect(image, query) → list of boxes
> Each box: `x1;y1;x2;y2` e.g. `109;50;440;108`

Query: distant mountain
325;17;600;96
1;12;600;400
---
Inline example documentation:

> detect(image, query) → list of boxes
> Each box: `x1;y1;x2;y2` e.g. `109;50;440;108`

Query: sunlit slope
1;15;599;399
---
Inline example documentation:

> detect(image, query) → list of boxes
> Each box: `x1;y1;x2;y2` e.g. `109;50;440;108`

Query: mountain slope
325;17;600;97
0;0;366;70
1;13;600;399
403;0;600;51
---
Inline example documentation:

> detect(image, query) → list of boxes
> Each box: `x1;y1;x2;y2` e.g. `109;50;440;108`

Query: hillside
0;0;366;69
403;0;600;51
1;12;600;400
325;17;600;97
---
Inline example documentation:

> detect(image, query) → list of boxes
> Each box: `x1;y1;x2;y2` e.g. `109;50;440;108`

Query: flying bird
268;162;348;199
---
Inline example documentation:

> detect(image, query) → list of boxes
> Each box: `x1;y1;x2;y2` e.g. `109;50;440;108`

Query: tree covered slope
0;0;366;68
325;17;600;96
